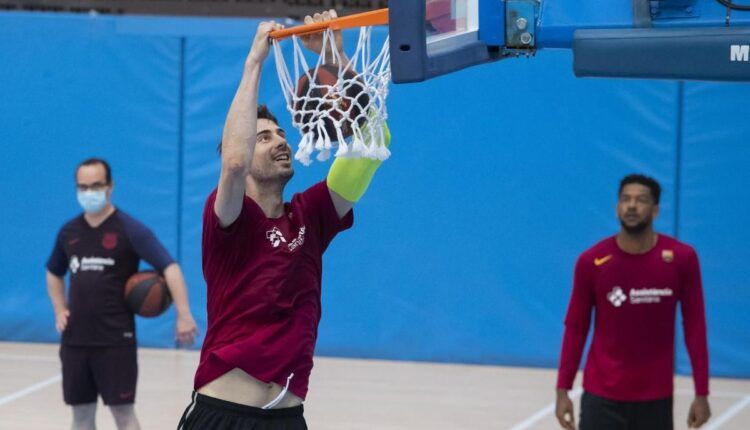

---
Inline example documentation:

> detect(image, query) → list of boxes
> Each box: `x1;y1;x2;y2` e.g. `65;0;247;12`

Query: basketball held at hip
124;271;173;317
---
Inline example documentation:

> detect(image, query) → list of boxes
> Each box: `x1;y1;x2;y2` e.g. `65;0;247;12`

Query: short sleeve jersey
47;210;175;346
194;181;353;400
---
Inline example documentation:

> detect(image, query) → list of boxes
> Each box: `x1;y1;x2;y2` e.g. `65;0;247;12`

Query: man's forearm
682;253;710;396
557;325;589;391
163;263;192;316
221;58;263;173
215;57;264;226
323;46;349;67
326;121;391;205
46;271;66;313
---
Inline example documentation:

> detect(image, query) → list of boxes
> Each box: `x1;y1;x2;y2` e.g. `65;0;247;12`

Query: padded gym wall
675;82;750;378
0;12;181;345
0;12;746;379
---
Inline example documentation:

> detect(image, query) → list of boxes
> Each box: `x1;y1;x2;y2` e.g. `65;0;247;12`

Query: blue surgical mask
77;190;108;214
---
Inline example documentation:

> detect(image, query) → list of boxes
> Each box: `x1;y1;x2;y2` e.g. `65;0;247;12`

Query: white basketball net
272;27;391;166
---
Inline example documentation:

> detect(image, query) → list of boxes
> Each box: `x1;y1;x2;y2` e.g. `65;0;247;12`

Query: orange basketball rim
269;8;389;40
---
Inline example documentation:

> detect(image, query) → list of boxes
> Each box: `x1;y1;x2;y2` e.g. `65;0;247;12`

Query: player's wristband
326;122;391;203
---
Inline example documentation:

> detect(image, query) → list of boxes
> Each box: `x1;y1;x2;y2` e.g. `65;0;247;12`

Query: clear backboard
389;0;504;83
389;0;537;83
425;0;479;55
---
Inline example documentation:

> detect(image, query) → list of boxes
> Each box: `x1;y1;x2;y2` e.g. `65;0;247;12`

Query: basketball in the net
124;271;172;317
294;64;370;142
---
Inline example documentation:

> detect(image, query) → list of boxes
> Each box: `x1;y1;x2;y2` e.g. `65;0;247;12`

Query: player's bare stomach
197;368;303;408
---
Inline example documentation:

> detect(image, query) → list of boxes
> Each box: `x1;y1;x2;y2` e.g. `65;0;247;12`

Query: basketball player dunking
177;11;392;430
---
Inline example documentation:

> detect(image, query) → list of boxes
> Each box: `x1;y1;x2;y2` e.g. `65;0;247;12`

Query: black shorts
580;391;673;430
60;344;138;406
177;393;307;430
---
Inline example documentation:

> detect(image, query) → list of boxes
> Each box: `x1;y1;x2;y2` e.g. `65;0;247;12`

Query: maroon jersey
194;181;353;399
557;234;709;401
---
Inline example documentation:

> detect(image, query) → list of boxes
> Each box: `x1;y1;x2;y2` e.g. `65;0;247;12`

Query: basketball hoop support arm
389;0;750;83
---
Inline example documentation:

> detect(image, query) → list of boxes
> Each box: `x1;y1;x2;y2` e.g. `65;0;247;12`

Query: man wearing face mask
46;158;198;430
554;174;711;430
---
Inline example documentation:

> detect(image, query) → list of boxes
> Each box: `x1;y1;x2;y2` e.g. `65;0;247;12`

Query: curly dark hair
619;174;661;204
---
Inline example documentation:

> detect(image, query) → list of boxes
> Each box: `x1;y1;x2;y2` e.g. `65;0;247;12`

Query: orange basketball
124;271;172;317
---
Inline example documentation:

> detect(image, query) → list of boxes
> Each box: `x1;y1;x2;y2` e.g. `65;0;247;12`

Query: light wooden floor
0;342;748;429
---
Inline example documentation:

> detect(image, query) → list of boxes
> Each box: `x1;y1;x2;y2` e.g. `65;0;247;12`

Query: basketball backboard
389;0;510;83
425;0;478;54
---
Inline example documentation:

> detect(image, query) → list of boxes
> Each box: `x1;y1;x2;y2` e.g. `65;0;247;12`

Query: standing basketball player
555;174;711;430
177;11;391;429
47;158;198;430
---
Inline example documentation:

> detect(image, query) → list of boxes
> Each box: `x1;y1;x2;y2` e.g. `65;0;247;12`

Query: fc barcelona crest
102;232;118;250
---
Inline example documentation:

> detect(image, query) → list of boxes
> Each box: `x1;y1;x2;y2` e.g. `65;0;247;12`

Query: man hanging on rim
178;10;392;429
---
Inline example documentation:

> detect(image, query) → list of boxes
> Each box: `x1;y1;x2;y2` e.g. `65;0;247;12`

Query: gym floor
1;342;748;429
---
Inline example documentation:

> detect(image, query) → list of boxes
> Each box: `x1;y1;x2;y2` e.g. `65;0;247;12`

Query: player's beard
276;164;294;183
250;158;294;186
620;215;652;235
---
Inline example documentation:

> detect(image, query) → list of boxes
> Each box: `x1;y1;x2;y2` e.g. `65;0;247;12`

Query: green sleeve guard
326;122;391;203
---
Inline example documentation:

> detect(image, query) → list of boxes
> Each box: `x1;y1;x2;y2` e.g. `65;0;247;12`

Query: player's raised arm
300;10;348;65
293;10;391;217
326;122;391;219
215;21;283;228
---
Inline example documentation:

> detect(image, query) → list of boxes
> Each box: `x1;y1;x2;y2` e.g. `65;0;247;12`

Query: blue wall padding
0;13;181;345
674;83;750;378
0;12;747;379
320;50;678;366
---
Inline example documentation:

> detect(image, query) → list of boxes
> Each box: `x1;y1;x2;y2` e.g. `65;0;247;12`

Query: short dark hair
257;104;279;125
76;158;112;184
217;104;279;154
619;174;661;204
